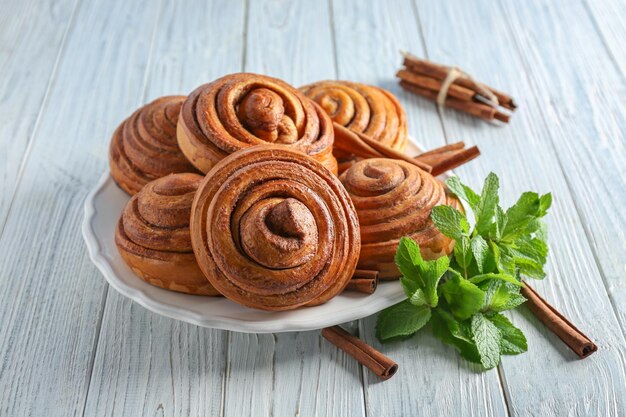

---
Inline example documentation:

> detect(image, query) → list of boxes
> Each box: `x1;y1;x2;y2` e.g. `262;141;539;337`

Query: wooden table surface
1;0;625;416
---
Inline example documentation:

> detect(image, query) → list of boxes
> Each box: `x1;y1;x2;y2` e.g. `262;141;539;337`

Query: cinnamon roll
340;158;461;279
177;73;337;175
109;96;198;195
190;145;360;311
115;173;220;296
300;81;408;171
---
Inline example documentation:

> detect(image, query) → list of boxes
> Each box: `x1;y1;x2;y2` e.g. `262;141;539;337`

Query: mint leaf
490;206;507;240
376;300;431;342
475;173;500;235
400;274;430;306
471;235;490;273
431;310;481;364
483;281;511;311
469;273;523;287
395;237;424;285
441;274;484;320
482;281;527;312
499;293;526;311
534;219;548;241
492;242;515;275
454;235;473;271
409;288;428;306
471;313;501;369
421;255;449;307
431;205;469;240
502;192;540;240
513;237;548;266
509;237;548;280
396;237;449;307
400;275;426;306
488;313;527;355
538;193;552;216
445;176;480;210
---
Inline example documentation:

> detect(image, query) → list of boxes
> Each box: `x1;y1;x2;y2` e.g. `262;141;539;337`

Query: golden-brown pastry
340;158;461;279
300;81;408;171
177;73;337;175
190;145;360;311
115;173;220;296
109;96;198;195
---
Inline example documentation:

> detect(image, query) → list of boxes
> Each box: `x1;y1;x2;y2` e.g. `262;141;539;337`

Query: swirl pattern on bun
109;96;198;195
340;158;460;279
190;146;360;311
116;173;220;296
178;73;337;174
300;81;408;170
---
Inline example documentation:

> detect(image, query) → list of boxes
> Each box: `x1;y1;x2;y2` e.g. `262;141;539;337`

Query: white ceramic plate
83;141;446;333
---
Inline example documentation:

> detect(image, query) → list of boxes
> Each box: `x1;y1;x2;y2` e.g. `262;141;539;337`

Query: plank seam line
78;1;167;415
220;331;230;417
410;0;450;143
496;364;514;416
581;0;626;78
78;286;109;417
327;0;340;78
0;0;82;243
241;0;250;73
356;321;368;417
411;2;512;414
496;0;626;345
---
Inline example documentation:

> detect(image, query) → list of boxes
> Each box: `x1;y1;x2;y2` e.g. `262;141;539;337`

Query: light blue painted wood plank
0;0;78;235
81;1;246;416
330;1;509;416
0;0;162;415
500;0;626;334
416;0;626;415
222;2;367;416
584;0;626;76
244;0;337;86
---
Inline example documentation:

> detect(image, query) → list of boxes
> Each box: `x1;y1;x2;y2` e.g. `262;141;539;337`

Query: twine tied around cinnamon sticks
436;66;499;108
398;51;516;123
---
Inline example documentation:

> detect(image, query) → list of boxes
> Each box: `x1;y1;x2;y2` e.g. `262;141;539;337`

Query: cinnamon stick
397;69;476;102
345;269;379;294
400;81;510;123
321;325;398;380
333;122;433;173
416;141;466;157
427;146;481;177
401;53;517;110
521;281;597;358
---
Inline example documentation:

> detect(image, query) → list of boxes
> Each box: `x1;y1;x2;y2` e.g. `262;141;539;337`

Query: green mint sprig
375;172;551;370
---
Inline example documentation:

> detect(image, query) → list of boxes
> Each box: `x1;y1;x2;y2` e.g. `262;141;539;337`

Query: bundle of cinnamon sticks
398;52;516;123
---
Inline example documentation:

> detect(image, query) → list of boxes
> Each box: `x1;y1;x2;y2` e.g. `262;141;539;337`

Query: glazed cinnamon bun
340;158;460;279
109;96;198;195
300;81;408;171
115;173;220;296
177;73;337;175
190;146;360;310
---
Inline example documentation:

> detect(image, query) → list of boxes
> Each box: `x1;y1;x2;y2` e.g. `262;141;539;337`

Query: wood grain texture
0;0;78;233
583;0;626;76
330;1;509;416
0;0;161;416
1;0;625;415
416;0;626;415
500;0;626;335
222;2;367;416
82;1;246;416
